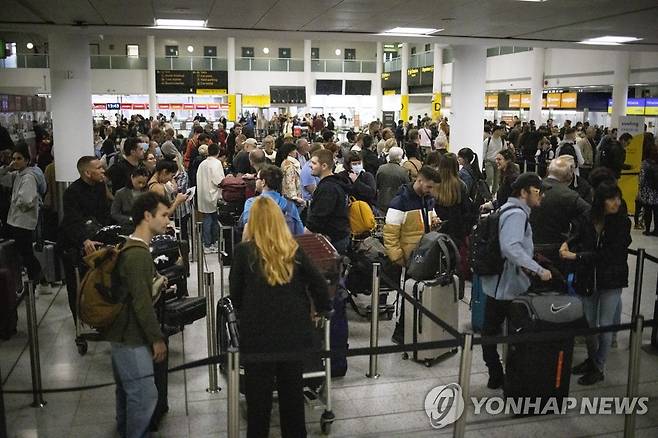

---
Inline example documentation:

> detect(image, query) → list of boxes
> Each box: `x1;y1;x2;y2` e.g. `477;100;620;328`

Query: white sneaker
203;246;215;254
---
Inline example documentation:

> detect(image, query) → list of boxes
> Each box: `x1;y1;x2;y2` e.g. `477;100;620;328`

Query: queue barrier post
624;314;644;438
1;365;7;438
190;204;197;263
227;349;240;438
25;281;46;408
196;221;204;297
366;263;381;379
204;272;220;393
651;272;658;349
632;248;645;320
453;333;472;438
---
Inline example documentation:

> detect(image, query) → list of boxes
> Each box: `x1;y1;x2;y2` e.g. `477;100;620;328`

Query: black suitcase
150;336;169;431
0;239;21;340
505;292;586;415
33;240;63;284
163;296;207;327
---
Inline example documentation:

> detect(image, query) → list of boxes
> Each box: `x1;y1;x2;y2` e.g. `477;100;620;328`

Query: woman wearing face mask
110;167;150;230
560;182;631;385
480;148;519;212
338;151;377;206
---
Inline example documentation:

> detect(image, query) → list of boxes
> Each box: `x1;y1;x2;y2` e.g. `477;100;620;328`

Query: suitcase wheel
76;337;88;356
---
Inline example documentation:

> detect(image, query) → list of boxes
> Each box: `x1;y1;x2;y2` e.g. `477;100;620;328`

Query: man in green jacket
103;192;170;438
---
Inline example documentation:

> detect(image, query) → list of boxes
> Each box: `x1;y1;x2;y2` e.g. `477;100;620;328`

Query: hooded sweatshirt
306;173;351;242
1;166;41;230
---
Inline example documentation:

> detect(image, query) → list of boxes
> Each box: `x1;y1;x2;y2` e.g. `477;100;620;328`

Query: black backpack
469;206;527;276
466;167;492;207
407;232;460;281
558;142;576;159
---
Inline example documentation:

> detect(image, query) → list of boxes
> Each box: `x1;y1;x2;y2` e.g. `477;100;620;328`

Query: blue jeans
581;288;622;372
202;212;219;247
111;343;158;438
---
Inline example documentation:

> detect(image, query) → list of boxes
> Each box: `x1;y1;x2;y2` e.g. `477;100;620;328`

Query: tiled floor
3;230;658;437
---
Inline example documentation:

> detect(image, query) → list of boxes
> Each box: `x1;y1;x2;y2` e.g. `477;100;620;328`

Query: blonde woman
229;196;331;438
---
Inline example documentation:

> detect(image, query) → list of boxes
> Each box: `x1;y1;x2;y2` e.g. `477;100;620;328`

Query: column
49;33;93;182
374;41;383;121
227;37;236;94
451;45;487;158
303;39;313;113
147;35;157;118
529;47;545;124
431;43;443;121
400;43;409;123
610;51;630;130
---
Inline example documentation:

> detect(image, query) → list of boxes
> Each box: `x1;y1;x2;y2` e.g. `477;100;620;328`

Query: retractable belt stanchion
217;218;228;299
366;263;381;379
204;271;220;393
25;281;46;408
1;365;7;438
453;334;472;438
196;222;204;297
632;248;645;320
227;349;240;438
651;272;658;350
190;204;197;263
624;315;644;438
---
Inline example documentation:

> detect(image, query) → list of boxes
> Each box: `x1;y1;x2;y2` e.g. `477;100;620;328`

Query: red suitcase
295;234;342;298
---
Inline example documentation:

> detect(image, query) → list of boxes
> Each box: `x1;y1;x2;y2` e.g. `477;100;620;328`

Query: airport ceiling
2;0;658;49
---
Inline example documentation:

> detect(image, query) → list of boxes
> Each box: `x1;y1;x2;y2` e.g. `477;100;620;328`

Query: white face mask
351;163;364;174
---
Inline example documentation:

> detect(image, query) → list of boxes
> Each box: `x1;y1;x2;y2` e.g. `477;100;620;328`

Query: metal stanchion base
30;400;47;408
365;373;380;379
206;388;222;394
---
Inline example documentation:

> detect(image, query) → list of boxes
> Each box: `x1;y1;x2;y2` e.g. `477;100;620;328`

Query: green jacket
102;237;162;346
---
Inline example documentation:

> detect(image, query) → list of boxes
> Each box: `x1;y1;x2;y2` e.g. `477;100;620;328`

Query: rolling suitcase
163;296;207;327
0;239;21;340
404;274;459;366
470;275;486;333
504;292;586;415
33;240;62;285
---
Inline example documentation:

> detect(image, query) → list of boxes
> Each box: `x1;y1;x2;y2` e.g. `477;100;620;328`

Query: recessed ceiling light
579;36;642;45
26;42;34;50
263;47;269;54
335;49;341;56
187;45;194;53
380;27;443;37
155;19;206;28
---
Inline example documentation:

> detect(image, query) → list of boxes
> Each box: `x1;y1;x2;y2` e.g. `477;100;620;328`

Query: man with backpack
239;164;304;235
102;192;169;438
597;132;632;179
476;173;552;389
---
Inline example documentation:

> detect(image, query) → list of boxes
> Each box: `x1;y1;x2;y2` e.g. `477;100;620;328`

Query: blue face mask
140;143;149;152
351;163;364;174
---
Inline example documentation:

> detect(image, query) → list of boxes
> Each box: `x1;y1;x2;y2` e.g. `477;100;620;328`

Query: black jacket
531;178;591;246
598;138;627;179
106;158;137;194
568;212;631;294
434;182;473;245
58;179;112;250
229;242;331;354
493;166;519;210
338;169;377;206
361;147;381;176
306;174;351;242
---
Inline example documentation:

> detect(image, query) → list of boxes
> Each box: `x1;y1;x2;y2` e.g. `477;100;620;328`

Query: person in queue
337;150;377;207
457;147;484;195
560;182;631;385
433;153;473;248
103;192;170;438
481;173;552;390
111;167;150;230
376;146;410;214
58;156;112;325
229;196;331;438
107;137;144;194
480;148;519;212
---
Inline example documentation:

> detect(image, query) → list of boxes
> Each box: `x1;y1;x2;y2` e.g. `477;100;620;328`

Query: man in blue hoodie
239;164;304;235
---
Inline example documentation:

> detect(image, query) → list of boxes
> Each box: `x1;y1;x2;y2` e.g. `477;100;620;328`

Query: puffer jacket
567;211;631;294
383;184;436;266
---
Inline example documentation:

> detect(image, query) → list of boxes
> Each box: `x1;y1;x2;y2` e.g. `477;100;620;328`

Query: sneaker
391;322;404;345
487;366;504;389
572;358;595;375
577;369;604;386
611;336;618;349
634;223;644;230
203;246;217;254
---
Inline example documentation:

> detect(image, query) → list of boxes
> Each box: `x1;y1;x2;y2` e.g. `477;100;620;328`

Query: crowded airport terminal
2;1;658;437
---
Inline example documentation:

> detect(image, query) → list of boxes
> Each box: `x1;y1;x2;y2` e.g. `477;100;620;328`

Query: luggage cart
216;297;335;434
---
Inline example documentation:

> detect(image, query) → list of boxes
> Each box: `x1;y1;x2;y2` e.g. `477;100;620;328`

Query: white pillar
400;43;409;122
610;51;630;130
147;35;157;118
227;37;236;94
49;33;93;182
451;45;487;158
374;41;383;121
304;39;313;113
529;47;545;124
432;43;443;94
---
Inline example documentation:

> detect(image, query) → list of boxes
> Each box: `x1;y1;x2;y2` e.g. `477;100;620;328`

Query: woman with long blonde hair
229;196;331;438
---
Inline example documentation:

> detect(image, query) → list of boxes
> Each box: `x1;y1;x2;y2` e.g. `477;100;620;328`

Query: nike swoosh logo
550;303;571;313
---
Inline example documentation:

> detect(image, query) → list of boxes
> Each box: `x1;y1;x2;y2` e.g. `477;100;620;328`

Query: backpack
468;206;527;276
465;167;491;207
407;232;460;281
78;242;133;330
220;175;247;203
558;143;576;159
281;198;301;235
348;196;376;236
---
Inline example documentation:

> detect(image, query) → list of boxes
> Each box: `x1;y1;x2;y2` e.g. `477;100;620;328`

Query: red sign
207;104;220;109
195;104;207;109
132;103;146;110
219;103;229;109
121;103;132;109
159;103;170;110
93;103;106;109
183;103;195;110
170;103;183;110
